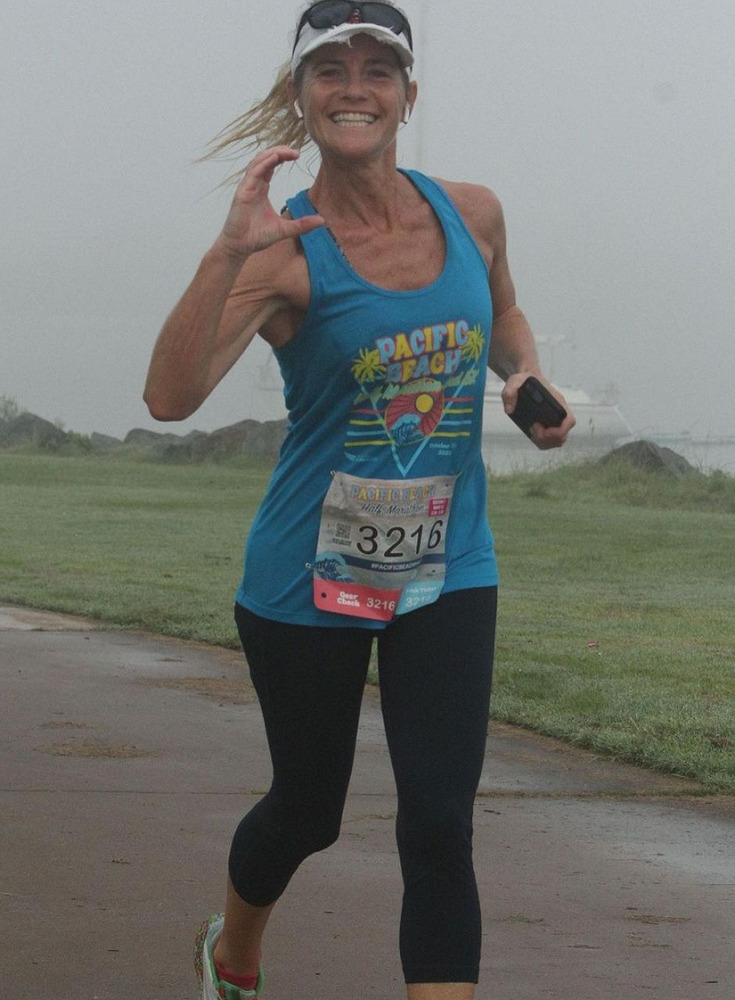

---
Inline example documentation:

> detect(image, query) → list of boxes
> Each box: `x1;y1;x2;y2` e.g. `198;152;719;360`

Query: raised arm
143;147;324;421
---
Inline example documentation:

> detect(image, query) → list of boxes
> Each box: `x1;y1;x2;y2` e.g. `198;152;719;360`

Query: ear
403;79;418;123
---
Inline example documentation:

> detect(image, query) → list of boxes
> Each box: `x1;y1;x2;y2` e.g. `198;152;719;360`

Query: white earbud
294;100;303;120
402;106;412;124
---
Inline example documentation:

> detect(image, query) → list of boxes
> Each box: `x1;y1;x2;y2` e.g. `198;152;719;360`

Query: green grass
489;464;735;791
0;453;272;645
2;451;734;791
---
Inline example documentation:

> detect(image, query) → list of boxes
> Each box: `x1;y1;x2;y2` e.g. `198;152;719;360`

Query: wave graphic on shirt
345;324;485;476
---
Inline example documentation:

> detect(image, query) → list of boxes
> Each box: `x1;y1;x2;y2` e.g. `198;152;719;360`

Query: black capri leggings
231;586;497;984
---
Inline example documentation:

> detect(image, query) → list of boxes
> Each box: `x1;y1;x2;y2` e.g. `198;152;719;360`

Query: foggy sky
2;1;734;440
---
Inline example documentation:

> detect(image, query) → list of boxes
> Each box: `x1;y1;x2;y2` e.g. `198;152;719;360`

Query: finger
247;146;301;178
530;424;563;450
261;144;302;160
235;147;301;195
272;216;325;246
247;145;301;167
500;372;528;415
240;154;282;191
531;417;573;450
295;214;326;236
501;384;519;415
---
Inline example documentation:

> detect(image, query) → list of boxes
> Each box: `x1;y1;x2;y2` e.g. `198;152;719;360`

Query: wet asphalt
1;605;733;999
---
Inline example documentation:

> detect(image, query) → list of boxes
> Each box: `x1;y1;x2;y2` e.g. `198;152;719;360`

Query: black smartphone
509;376;567;439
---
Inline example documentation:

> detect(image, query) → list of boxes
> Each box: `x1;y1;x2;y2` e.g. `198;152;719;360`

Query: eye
366;64;394;79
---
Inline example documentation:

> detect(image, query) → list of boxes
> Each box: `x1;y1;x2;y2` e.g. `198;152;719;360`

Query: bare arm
443;180;575;449
487;227;576;449
143;147;324;421
144;245;271;421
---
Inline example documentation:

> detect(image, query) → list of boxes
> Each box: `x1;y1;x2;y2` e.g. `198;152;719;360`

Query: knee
272;800;343;858
301;822;341;856
397;799;473;867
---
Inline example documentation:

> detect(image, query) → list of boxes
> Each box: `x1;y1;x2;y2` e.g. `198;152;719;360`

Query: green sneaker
194;914;265;1000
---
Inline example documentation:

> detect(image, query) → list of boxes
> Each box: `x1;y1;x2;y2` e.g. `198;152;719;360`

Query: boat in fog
481;377;634;473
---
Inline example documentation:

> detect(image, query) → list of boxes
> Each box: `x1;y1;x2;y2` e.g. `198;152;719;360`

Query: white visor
291;22;414;77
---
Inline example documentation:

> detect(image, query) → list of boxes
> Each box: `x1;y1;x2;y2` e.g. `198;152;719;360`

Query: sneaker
194;913;265;1000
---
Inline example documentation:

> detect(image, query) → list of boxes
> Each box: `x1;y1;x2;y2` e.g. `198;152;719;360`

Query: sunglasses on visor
293;2;414;52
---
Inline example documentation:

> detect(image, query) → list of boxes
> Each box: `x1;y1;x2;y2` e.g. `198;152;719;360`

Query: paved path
1;606;733;999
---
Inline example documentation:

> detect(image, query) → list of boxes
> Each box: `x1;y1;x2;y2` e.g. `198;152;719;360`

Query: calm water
483;436;735;477
670;438;735;475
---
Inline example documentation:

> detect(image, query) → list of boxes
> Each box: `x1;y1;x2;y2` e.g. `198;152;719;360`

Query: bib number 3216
313;471;456;621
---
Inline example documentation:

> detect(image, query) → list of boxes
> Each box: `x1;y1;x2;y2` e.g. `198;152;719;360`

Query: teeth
331;112;377;126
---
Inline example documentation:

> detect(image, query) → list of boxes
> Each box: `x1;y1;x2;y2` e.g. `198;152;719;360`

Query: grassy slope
490;468;735;789
2;452;734;789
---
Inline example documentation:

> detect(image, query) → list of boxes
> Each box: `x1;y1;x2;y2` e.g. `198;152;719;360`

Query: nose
340;65;369;101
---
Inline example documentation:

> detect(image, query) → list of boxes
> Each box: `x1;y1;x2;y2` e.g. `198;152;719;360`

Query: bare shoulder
229;230;310;314
216;230;311;350
431;178;505;260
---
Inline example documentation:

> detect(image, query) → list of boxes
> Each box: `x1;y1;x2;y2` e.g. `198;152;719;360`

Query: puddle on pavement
138;676;257;705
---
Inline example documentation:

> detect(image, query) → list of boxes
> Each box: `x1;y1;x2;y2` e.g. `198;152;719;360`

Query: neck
308;152;415;232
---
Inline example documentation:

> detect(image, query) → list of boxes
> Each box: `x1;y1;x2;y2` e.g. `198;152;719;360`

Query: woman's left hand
502;373;576;450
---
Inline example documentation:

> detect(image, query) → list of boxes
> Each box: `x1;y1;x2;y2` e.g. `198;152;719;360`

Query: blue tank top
236;170;498;628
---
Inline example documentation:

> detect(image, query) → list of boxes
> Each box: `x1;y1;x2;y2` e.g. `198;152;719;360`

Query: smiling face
294;33;416;163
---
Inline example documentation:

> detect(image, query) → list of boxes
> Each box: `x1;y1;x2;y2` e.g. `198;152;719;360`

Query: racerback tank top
236;170;497;627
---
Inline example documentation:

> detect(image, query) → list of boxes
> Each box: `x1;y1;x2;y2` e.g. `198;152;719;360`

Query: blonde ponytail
199;62;309;180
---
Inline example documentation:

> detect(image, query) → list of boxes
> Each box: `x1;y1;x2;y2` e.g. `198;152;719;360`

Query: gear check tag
313;471;457;621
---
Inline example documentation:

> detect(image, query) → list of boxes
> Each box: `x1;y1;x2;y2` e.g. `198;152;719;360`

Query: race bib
313;471;456;621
